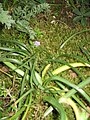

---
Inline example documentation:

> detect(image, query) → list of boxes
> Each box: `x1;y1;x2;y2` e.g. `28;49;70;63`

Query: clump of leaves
73;7;90;26
66;0;90;26
13;3;50;21
0;39;90;120
12;2;50;39
16;20;36;40
0;3;15;29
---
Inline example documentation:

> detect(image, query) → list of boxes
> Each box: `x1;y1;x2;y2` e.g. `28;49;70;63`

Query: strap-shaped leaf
8;106;26;120
44;76;90;103
0;58;22;64
0;39;30;53
44;77;90;117
43;96;67;120
0;47;28;56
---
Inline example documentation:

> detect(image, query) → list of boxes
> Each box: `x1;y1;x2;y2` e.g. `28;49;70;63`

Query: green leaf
35;71;42;85
48;58;90;81
72;95;90;113
73;8;82;15
0;39;30;53
43;96;66;120
14;89;34;105
0;58;22;65
0;3;15;29
73;16;82;22
84;11;90;17
16;20;36;40
42;64;51;79
52;62;90;75
8;106;26;120
80;7;86;14
45;76;90;103
0;47;28;56
44;77;90;117
81;17;87;26
4;62;28;77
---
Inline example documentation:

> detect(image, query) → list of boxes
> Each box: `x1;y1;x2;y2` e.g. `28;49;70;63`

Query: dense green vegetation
0;0;90;120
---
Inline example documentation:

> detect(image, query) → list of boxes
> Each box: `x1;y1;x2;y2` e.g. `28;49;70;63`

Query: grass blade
0;39;30;53
60;29;90;48
52;62;90;75
56;81;90;113
44;76;90;102
48;59;90;81
80;46;90;61
0;47;28;56
8;106;26;120
63;77;90;99
0;58;22;64
18;70;28;109
13;89;34;106
43;96;67;120
22;93;32;120
4;62;29;78
57;54;90;65
45;77;90;116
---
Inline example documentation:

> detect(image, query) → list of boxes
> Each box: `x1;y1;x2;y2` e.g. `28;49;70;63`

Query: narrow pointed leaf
45;76;90;102
45;77;90;116
0;58;22;64
8;106;26;120
35;71;42;85
43;96;66;120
